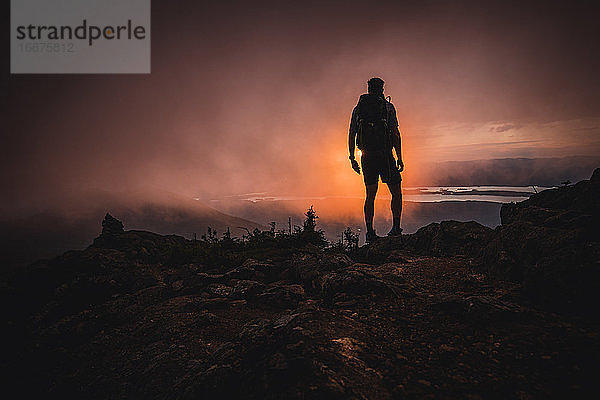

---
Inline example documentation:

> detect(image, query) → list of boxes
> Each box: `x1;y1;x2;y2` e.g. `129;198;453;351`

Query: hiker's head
367;77;384;95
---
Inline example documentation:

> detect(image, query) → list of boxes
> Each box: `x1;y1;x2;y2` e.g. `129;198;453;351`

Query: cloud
489;123;522;133
2;0;600;217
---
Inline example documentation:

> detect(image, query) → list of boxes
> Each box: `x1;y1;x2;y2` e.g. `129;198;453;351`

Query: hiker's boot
387;226;403;237
366;229;381;243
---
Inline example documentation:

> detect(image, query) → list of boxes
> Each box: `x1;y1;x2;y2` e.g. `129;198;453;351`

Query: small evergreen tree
343;227;359;252
303;205;317;232
221;227;235;247
201;227;218;243
301;205;327;246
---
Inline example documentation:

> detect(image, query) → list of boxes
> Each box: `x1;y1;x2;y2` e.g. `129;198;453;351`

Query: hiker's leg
364;182;378;232
387;182;402;230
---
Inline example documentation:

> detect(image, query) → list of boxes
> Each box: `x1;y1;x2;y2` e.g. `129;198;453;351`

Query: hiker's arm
348;107;358;159
389;104;404;171
348;108;360;174
392;126;402;160
392;127;404;171
349;131;357;159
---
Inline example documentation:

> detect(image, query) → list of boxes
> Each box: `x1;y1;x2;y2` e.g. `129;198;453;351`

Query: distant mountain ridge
0;190;263;270
421;155;599;186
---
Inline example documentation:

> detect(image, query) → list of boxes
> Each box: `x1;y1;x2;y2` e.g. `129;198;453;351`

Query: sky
1;0;600;216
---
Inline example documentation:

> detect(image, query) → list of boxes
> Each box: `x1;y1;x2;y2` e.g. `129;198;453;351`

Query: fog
2;0;599;218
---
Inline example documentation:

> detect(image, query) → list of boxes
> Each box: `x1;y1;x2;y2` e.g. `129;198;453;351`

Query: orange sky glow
2;0;599;218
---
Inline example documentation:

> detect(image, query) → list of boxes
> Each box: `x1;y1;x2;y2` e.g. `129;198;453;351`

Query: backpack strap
383;96;392;150
383;95;391;121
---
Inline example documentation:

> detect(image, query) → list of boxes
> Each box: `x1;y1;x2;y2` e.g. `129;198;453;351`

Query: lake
205;186;553;241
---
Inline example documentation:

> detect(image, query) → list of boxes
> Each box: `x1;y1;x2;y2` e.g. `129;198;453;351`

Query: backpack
356;93;389;152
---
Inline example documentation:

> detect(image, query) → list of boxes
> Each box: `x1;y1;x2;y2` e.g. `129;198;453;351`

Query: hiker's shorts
361;151;402;186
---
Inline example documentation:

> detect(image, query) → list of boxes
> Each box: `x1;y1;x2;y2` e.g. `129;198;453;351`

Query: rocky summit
1;171;599;399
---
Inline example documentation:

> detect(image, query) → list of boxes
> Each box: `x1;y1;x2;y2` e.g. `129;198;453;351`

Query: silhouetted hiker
348;77;404;243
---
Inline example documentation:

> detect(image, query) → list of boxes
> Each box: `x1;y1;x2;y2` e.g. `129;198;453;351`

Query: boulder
405;220;493;257
257;284;305;309
101;213;124;235
321;266;396;305
229;279;265;300
480;168;600;309
290;252;355;295
205;283;233;298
